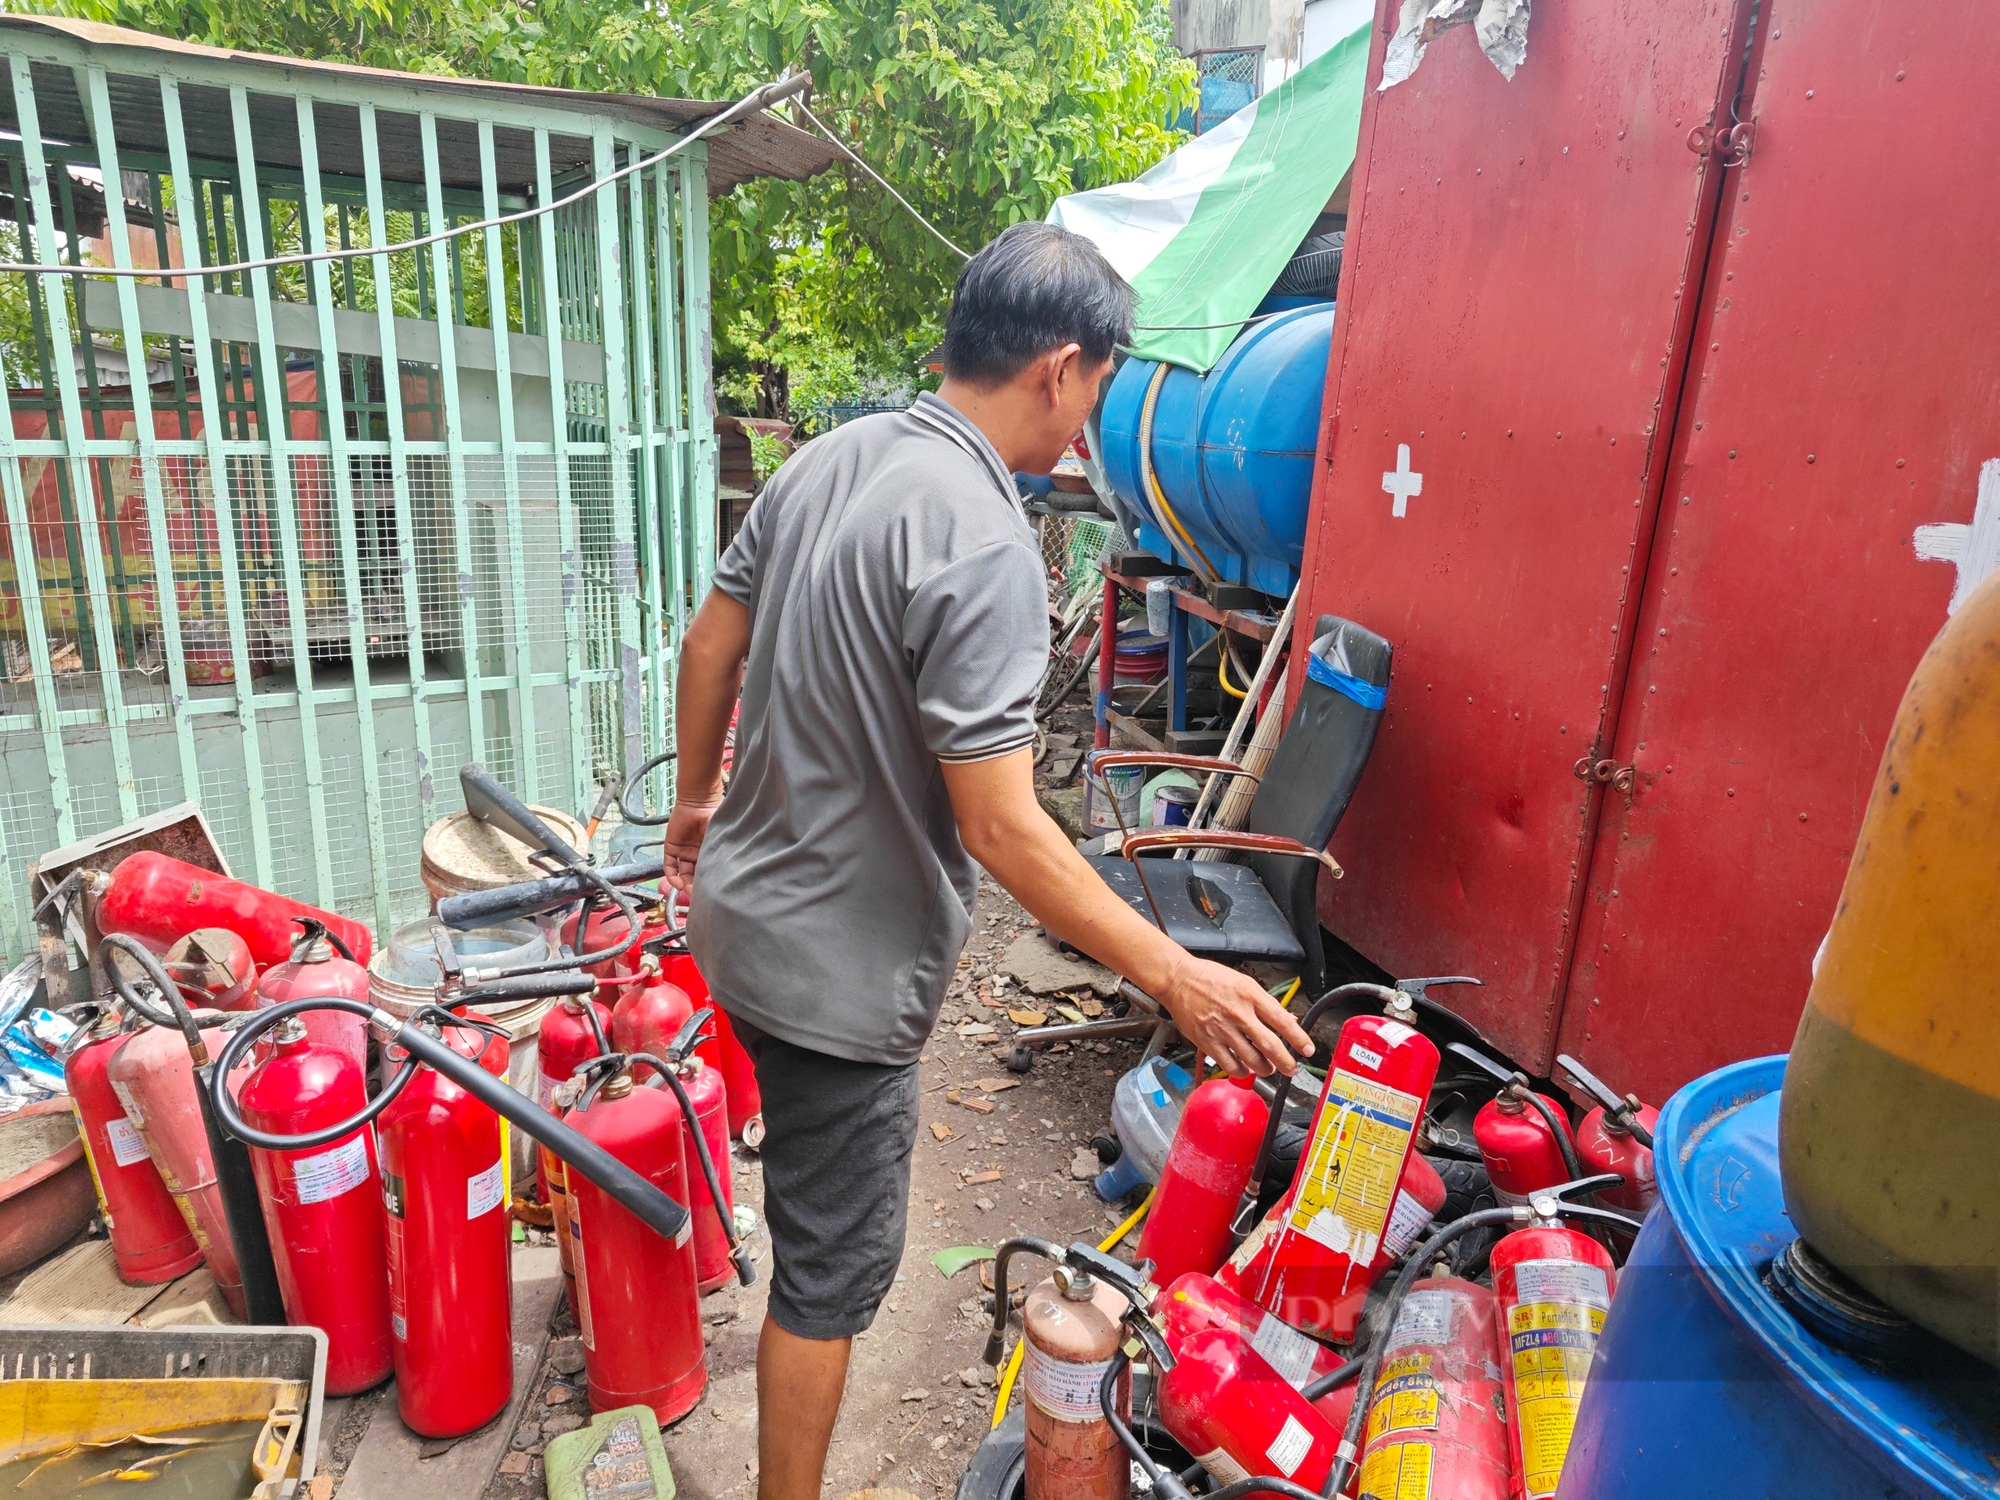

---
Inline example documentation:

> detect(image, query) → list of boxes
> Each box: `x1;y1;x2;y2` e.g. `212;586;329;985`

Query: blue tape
1307;652;1387;710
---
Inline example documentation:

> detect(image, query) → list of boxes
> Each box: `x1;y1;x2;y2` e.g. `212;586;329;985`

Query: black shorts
729;1013;921;1340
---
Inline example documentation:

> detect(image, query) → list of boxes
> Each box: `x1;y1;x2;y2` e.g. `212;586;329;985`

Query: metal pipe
435;854;666;927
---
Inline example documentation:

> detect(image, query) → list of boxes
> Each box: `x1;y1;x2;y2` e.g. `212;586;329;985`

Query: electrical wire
790;99;972;261
1127;310;1287;335
0;73;810;280
990;1188;1154;1429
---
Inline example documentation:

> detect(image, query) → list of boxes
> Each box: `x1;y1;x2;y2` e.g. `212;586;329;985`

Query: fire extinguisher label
570;1199;595;1351
1264;1413;1313;1477
1022;1342;1113;1421
1195;1448;1252;1486
383;1170;408;1340
1382;1189;1435;1260
105;1116;150;1169
1290;1069;1423;1262
293;1137;372;1205
467;1161;505;1219
1250;1311;1319;1388
1506;1259;1610;1499
1364;1352;1440;1440
109;1079;145;1130
1356;1439;1434;1500
1388;1289;1455;1347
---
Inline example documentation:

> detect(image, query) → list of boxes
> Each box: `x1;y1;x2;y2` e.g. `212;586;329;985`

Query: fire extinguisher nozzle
733;1249;758;1287
982;1331;1005;1368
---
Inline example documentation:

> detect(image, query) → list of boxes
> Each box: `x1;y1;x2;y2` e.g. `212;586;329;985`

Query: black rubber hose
458;971;596;1007
1298;1355;1364;1403
1521;1087;1587;1184
481;858;642;979
619;748;676;826
624;1051;755;1286
434;854;667;928
982;1237;1065;1366
210;999;421;1151
1100;1351;1166;1492
100;934;286;1327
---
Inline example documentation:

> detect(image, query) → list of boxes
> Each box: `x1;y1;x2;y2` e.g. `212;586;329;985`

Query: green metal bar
479;122;538;805
624;144;665;767
590;126;642;784
11;55;140;825
652;159;687;656
534;130;588;816
161;75;276;882
421;114;486;773
297;93;392;932
229;83;336;903
679;147;717;601
83;64;201;810
359;103;438;827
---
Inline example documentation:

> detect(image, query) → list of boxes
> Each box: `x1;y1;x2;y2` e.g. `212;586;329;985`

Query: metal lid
1658;1056;1999;1494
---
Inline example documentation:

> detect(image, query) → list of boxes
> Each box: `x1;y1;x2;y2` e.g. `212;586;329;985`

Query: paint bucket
1114;627;1169;684
1086;753;1147;835
419;805;589;908
1153;785;1198;826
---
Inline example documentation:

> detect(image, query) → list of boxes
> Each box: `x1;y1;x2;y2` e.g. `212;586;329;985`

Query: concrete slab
335;1244;561;1499
995;931;1119;998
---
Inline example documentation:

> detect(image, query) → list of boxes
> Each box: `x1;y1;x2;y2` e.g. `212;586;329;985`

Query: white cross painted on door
1382;443;1423;518
1914;458;2000;614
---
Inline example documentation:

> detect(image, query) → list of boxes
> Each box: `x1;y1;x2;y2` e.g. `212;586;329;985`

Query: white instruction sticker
1023;1341;1114;1421
1513;1258;1610;1312
467;1160;505;1219
1383;1187;1437;1259
1196;1448;1252;1486
1266;1414;1313;1478
110;1079;145;1130
293;1137;371;1205
1348;1044;1385;1072
106;1116;150;1168
1377;1020;1417;1048
1388;1288;1456;1350
1251;1311;1320;1389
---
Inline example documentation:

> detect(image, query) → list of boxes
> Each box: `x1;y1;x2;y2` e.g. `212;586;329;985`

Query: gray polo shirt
687;393;1049;1066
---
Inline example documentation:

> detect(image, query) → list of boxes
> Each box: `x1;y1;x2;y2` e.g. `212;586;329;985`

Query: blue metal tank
1099;303;1334;596
1559;1054;2000;1499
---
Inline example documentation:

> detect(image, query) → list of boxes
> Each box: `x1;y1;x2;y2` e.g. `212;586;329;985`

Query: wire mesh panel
1195;47;1263;134
0;31;717;954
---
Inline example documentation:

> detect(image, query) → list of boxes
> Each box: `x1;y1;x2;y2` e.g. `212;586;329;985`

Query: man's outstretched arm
662;590;752;893
942;747;1313;1076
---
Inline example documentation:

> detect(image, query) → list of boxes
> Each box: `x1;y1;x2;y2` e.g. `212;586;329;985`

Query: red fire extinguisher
1448;1043;1582;1207
163;928;258;1011
651;942;762;1146
235;1015;395;1396
562;1058;707;1424
564;900;647;982
1218;984;1443;1342
1138;1077;1269;1287
63;1008;204;1285
609;972;692;1059
1490;1196;1619;1500
1352;1273;1510;1500
1158;1325;1343;1491
1154;1272;1359;1430
652;1014;736;1295
1557;1054;1658;1216
256;919;370;1069
537;990;613;1321
90;851;372;969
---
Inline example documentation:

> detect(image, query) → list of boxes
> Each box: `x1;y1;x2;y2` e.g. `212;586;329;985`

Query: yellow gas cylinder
1780;571;2000;1365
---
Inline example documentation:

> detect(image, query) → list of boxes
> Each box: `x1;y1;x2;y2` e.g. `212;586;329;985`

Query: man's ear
1043;343;1085;408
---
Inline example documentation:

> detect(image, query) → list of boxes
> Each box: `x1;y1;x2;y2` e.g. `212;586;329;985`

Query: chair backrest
1242;614;1392;990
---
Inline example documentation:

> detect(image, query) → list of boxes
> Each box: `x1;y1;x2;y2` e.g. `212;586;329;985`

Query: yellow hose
991;1188;1156;1429
1217;641;1248;699
1137;363;1219;582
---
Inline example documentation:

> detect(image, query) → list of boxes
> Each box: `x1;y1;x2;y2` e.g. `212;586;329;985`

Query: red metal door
1296;0;1753;1066
1555;0;2000;1102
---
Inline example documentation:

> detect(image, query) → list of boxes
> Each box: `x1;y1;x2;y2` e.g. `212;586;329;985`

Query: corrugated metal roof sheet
0;14;839;196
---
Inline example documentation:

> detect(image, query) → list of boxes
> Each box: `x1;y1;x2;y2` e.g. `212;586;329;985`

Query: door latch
1574;757;1638;794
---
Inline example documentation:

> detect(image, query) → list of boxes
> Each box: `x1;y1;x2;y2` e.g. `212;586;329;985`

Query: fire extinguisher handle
456;971;597;1005
1444;1039;1517;1085
290;916;355;964
461;762;586;866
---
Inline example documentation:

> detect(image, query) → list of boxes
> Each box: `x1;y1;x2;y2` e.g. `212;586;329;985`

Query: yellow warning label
1508;1300;1606;1498
1364;1352;1439;1442
1289;1069;1423;1259
1357;1439;1434;1500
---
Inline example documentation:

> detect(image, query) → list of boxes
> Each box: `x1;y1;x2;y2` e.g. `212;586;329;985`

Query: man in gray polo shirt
664;223;1311;1499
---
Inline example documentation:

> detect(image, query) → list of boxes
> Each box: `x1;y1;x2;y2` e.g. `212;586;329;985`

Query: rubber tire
955;1409;1025;1500
1004;1045;1034;1074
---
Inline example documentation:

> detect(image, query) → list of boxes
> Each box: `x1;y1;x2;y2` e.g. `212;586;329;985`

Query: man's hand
661;792;724;895
1157;954;1313;1077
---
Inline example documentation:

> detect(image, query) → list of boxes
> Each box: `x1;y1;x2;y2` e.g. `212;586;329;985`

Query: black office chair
1007;615;1392;1068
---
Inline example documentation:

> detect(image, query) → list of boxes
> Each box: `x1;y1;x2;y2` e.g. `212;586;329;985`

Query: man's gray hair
941;222;1135;384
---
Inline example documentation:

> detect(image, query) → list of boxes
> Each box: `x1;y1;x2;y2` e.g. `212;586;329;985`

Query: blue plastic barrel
1559;1055;2000;1498
1099;303;1335;596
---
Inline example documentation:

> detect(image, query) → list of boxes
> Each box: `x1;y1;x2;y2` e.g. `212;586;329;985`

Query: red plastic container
237;1021;394;1396
1155;1272;1357;1430
1157;1326;1341;1491
94;851;372;969
376;1016;513;1438
1218;1000;1442;1342
65;1019;203;1285
1138;1078;1270;1287
564;1070;705;1424
1490;1220;1618;1500
1354;1275;1510;1500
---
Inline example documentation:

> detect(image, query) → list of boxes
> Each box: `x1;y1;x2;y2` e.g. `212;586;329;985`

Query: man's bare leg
757;1315;852;1500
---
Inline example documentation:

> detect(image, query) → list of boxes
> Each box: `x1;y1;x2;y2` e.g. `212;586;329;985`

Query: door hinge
1574;756;1638;794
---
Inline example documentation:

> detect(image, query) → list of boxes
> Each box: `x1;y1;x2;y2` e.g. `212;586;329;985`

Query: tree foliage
41;0;1191;418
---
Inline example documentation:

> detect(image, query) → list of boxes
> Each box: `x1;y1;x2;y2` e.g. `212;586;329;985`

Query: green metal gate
0;21;746;956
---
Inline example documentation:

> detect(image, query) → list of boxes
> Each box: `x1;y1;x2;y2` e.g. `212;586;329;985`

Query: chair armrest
1090;751;1259;786
1118;829;1343;879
